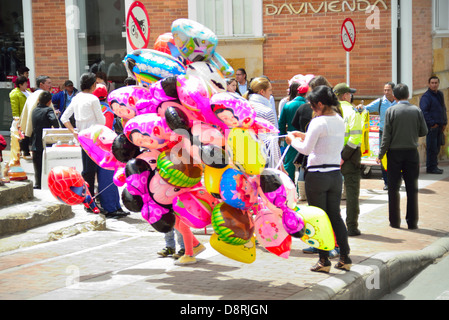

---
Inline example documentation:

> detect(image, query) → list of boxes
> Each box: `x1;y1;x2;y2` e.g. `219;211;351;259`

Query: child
31;91;60;189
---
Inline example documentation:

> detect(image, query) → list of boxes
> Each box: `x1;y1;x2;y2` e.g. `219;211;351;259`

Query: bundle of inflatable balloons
48;19;335;264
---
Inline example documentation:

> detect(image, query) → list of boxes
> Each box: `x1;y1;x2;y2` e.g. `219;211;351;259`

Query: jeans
387;149;420;228
164;229;184;250
426;126;443;171
305;170;350;258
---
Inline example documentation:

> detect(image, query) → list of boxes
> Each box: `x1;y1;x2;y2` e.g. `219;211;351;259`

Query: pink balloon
254;209;292;259
210;92;256;129
108;86;151;120
173;192;212;229
124;113;180;151
78;125;125;171
176;74;224;129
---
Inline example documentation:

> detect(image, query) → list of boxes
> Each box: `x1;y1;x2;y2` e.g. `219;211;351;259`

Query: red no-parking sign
341;18;356;52
126;1;150;50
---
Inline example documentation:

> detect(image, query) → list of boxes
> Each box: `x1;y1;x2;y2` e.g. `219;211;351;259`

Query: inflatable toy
171;18;218;62
123;49;187;87
157;148;203;188
124;113;177;151
121;188;143;212
125;158;172;227
219;168;258;210
78;125;124;171
210;92;256;129
204;165;230;198
211;202;254;246
255;209;292;259
210;233;256;264
186;61;226;93
210;52;234;77
112;133;142;163
48;166;100;213
296;205;335;251
259;168;304;237
227;128;267;175
173;192;212;229
154;32;176;55
108;85;151;120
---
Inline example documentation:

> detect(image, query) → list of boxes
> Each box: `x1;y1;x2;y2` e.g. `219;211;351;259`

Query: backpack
100;101;123;134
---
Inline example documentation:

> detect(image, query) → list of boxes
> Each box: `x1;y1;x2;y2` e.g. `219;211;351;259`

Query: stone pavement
0;146;449;301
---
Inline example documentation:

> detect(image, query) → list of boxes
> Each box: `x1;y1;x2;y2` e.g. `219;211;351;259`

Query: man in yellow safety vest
334;83;363;237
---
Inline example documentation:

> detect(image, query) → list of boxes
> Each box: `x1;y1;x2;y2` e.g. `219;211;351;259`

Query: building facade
0;0;448;161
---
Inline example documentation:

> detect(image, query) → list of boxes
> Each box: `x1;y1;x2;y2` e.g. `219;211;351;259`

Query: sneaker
173;248;185;259
193;243;206;257
329;247;340;259
174;255;197;265
303;246;318;254
157;247;175;257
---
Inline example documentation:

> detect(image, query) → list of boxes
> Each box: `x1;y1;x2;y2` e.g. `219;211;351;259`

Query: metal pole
347;51;350;86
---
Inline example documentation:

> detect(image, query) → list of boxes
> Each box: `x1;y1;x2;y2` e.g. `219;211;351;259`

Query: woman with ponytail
286;85;352;273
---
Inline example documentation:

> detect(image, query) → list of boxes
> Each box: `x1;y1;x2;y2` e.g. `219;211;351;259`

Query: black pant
387;149;420;228
32;148;43;188
305;170;350;258
20;136;31;156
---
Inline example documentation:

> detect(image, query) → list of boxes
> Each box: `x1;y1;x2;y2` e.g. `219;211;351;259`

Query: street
381;253;449;300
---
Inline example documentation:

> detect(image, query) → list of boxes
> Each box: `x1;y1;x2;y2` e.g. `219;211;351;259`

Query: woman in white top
286;85;352;273
61;73;105;204
243;77;282;170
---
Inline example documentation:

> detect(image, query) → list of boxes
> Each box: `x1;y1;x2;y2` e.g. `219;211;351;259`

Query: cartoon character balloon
171;18;218;62
296;206;335;251
255;209;292;259
211;202;254;246
48;166;100;213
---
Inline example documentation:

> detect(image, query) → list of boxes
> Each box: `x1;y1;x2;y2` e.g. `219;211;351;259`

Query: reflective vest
340;100;363;149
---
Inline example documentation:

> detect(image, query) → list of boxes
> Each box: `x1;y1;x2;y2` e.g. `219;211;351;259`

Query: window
433;0;449;36
188;0;263;38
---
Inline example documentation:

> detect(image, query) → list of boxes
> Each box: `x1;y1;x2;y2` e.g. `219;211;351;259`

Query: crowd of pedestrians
2;66;447;272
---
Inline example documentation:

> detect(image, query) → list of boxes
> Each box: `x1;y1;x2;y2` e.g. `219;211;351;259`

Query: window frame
187;0;263;39
433;0;449;37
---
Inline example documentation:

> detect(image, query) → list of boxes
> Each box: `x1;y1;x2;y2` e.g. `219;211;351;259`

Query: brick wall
139;0;188;47
412;0;433;91
263;0;393;98
32;0;69;88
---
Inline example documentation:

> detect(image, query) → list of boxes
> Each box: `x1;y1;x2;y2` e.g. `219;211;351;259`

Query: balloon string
276;145;290;170
93;181;115;200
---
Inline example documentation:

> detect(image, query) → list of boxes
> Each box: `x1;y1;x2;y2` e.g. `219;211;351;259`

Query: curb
286;236;449;300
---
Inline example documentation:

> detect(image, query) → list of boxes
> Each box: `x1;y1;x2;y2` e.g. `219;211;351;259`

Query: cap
334;83;356;95
64;80;74;87
93;85;108;100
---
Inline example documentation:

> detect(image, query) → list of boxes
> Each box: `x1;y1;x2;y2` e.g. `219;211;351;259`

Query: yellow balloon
226;128;266;175
204;165;230;198
296;205;335;251
210;232;256;264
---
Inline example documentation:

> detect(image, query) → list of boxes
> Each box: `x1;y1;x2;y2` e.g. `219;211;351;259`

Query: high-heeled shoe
334;255;352;271
310;258;331;273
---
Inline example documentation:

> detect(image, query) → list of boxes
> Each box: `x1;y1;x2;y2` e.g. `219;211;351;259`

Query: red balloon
48;166;100;213
154;32;176;55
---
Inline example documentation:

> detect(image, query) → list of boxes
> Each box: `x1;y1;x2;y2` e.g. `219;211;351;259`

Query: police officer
335;83;363;236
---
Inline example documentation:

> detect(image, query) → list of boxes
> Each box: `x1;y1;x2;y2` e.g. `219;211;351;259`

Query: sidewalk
1;140;449;300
